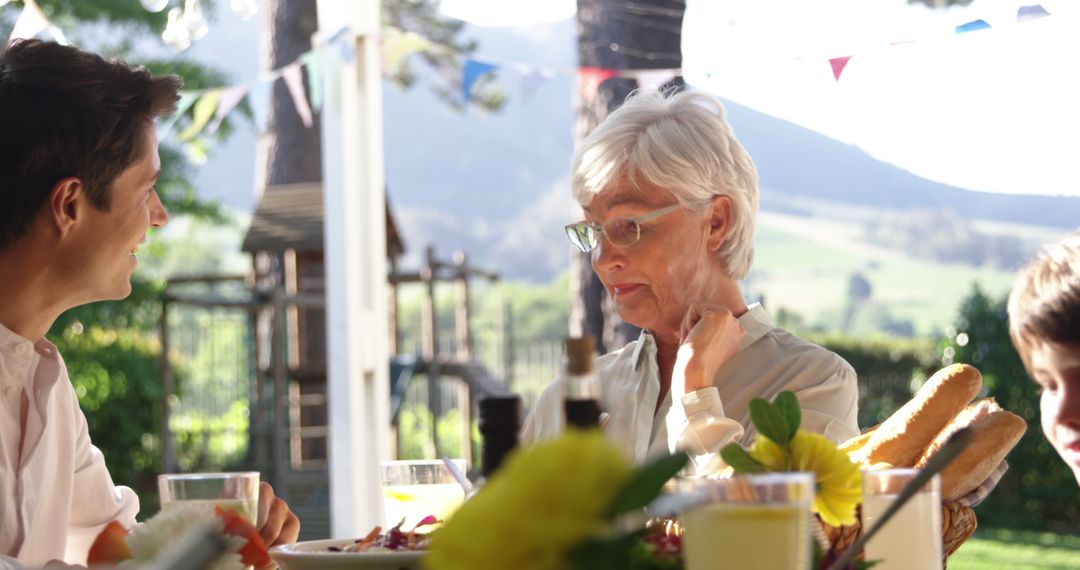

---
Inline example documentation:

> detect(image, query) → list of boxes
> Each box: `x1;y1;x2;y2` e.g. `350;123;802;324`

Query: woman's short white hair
571;89;760;280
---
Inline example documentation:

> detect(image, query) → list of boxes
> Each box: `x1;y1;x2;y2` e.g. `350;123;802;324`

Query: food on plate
856;363;983;467
327;516;439;553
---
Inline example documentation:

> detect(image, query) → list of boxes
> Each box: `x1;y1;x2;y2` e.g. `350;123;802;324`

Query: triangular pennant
577;67;619;102
1017;4;1051;21
634;69;678;91
282;63;314;127
246;80;272;133
383;27;434;70
207;84;249;135
157;92;199;139
179;90;223;141
955;19;991;33
9;0;49;42
326;27;355;63
462;59;499;104
46;24;70;46
829;56;852;81
301;51;325;112
519;70;549;102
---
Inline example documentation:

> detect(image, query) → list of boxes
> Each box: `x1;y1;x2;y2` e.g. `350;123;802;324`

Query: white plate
269;539;426;570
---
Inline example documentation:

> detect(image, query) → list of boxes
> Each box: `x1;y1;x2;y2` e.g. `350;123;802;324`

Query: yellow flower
749;431;862;527
428;430;633;570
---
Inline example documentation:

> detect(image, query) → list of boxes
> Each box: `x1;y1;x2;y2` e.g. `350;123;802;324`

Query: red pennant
829;56;852;81
578;67;620;102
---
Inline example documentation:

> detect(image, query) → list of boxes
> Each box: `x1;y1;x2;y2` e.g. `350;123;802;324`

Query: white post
316;0;389;537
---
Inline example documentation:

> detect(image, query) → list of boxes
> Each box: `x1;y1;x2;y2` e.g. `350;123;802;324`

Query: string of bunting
4;0;1056;139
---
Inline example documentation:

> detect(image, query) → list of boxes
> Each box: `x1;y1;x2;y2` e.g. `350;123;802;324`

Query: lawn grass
750;213;1017;336
948;527;1080;569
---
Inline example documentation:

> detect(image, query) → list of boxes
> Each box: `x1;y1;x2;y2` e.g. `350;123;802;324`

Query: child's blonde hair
1007;232;1080;368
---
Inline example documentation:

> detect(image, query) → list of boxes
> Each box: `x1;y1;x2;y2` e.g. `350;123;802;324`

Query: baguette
933;410;1027;501
839;428;876;457
861;364;983;467
915;398;1000;465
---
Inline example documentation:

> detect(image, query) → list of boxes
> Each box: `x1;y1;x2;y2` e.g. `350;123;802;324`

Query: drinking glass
862;468;943;570
158;472;260;523
381;459;465;530
681;472;814;570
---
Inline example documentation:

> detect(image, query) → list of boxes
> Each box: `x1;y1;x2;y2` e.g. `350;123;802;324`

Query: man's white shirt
0;322;138;567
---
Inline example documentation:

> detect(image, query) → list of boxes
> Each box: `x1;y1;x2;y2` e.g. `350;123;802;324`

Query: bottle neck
564;371;602;429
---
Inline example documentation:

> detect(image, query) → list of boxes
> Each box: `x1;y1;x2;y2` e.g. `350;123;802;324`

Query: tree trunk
570;0;685;353
257;0;323;190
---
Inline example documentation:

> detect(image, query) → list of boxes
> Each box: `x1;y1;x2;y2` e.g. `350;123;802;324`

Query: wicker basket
819;501;978;567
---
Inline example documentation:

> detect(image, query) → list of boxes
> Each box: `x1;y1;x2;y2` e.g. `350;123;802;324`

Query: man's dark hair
0;39;182;250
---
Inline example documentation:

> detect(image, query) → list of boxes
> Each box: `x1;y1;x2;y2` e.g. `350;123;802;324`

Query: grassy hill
746;209;1059;336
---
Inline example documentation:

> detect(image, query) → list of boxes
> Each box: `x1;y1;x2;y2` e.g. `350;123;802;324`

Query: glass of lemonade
158;472;260;523
681;472;813;570
381;459;465;531
862;468;942;570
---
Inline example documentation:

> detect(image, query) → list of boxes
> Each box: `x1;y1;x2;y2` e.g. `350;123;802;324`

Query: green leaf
570;533;642;570
605;453;690;518
774;391;802;439
749;398;791;446
720;443;765;474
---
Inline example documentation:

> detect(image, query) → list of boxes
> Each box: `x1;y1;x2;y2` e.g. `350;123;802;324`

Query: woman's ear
48;177;84;237
706;195;733;252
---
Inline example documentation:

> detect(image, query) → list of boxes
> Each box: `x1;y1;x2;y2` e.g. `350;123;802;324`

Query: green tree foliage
58;324;164;489
943;285;1080;532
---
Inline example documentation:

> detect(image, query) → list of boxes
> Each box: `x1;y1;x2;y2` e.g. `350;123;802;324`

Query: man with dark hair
0;40;299;567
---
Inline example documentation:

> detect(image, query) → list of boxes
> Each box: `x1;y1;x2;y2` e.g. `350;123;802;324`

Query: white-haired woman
521;90;860;475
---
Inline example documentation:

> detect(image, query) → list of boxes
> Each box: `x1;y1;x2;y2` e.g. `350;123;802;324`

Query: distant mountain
723;99;1080;229
378;21;1079;282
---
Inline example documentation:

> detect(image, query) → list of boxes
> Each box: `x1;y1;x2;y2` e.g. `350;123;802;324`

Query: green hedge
806;285;1080;533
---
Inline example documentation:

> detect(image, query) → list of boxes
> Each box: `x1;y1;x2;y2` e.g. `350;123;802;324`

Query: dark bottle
563;336;603;429
478;395;523;479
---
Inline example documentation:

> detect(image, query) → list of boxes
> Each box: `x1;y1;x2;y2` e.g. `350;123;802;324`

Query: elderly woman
520;89;860;475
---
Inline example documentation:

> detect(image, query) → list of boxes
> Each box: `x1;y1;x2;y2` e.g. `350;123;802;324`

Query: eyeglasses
565;204;682;253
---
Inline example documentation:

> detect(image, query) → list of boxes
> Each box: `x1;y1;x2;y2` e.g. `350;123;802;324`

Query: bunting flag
383;27;435;70
246;80;272;133
1017;4;1050;21
158;92;199;139
956;19;991;33
282;63;314;127
577;67;620;104
462;59;499;103
633;69;679;91
301;50;325;112
829;56;853;81
207;84;249;135
519;70;550;102
9;0;48;42
179;89;222;140
10;2;1061;139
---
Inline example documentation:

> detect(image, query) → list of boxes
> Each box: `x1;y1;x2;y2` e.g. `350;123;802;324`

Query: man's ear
706;195;733;252
48;177;84;237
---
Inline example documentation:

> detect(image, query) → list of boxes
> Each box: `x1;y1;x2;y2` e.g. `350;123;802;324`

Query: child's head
1008;232;1080;484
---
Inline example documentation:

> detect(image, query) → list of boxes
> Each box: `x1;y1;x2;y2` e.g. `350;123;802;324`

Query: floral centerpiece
428;391;868;570
87;503;270;569
719;391;862;528
427;429;688;570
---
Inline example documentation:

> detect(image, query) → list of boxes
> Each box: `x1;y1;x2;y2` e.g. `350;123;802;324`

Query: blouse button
2;386;18;398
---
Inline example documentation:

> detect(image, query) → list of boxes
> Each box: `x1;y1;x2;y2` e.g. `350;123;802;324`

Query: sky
98;0;1078;213
444;0;1080;198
